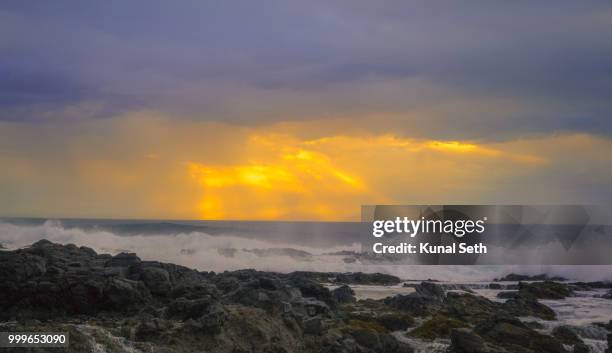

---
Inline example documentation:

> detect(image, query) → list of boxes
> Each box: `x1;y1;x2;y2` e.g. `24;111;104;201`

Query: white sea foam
1;220;612;282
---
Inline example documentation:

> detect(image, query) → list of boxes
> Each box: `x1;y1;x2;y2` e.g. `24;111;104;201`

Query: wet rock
409;315;466;340
519;281;573;299
569;281;612;290
103;277;151;309
414;281;445;300
334;272;401;286
136;317;169;339
443;292;500;323
495;273;566;282
502;293;556;320
302;316;322;335
449;328;489;353
475;316;566;353
108;252;141;268
573;342;589;353
167;297;214;320
287;276;334;304
376;312;415;331
291;297;329;317
552;325;583;345
384;282;445;316
332;285;355;304
488;283;502;290
384;295;439;316
497;291;519;299
139;266;172;296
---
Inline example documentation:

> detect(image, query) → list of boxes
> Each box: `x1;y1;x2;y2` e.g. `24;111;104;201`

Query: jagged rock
449;328;489;353
139;266;172;295
197;304;226;333
108;252;141;267
384;282;445;316
573;342;590;353
334;272;401;285
332;285;355;304
475;316;566;353
376;312;415;331
414;281;445;300
302;316;323;335
136;317;170;339
552;325;583;345
501;293;556;320
497;291;519;299
167;297;215;320
495;273;566;282
443;292;500;323
287;276;334;304
569;281;612;290
0;241;570;353
518;281;573;299
288;271;401;285
409;315;466;340
103;277;151;309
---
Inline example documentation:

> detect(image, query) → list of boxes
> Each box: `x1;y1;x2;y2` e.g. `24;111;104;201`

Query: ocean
1;218;611;282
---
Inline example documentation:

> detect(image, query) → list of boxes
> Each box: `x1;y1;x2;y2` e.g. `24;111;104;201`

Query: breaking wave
0;219;611;282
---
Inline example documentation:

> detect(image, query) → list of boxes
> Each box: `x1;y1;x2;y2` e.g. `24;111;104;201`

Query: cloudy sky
1;1;612;220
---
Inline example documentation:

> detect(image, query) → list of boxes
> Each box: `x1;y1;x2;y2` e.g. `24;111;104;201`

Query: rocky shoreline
0;240;610;353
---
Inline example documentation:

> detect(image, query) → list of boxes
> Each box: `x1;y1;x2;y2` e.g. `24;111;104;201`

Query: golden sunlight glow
187;134;370;219
186;131;544;220
3;114;603;220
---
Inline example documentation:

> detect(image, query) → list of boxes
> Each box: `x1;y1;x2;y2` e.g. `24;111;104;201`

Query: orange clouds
1;115;610;220
184;131;548;220
187;134;367;220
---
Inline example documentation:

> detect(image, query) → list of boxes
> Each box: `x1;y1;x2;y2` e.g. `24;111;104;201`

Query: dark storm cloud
1;0;611;138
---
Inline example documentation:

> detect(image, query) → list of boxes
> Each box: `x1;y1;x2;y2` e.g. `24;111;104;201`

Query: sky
1;1;612;220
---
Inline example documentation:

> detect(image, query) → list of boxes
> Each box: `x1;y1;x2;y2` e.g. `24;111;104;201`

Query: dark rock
384;282;445;316
449;328;489;353
136;317;170;339
288;271;401;285
552;325;583;345
302;316;322;335
384;295;440;316
497;291;520;299
349;328;380;349
288;277;334;304
376;312;415;331
334;272;401;286
524;321;545;330
332;285;355;304
488;283;502;290
475;316;566;353
167;297;214;320
108;252;141;267
409;315;466;340
569;281;612;290
502;293;556;320
103;277;151;309
573;342;589;353
139;266;172;295
496;273;567;282
518;281;573;299
414;281;445;300
443;292;500;323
